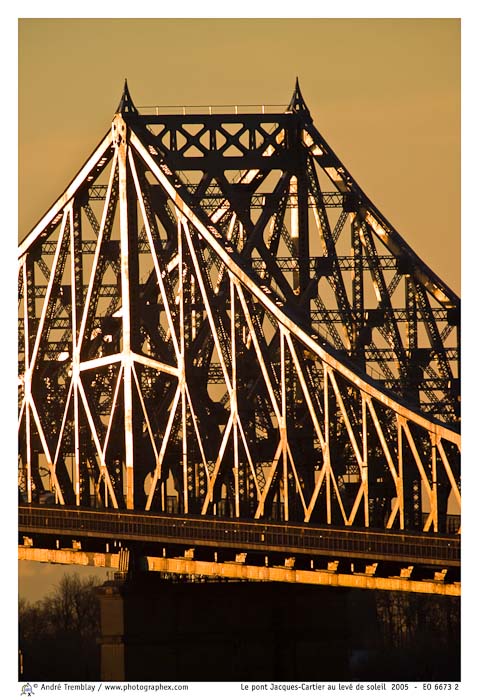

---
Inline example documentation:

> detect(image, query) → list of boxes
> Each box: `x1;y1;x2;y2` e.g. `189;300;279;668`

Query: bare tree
19;572;101;680
43;573;100;637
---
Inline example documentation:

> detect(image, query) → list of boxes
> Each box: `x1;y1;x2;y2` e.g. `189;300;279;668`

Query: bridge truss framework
18;81;460;546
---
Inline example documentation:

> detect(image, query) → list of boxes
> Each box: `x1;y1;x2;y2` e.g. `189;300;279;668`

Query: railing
19;505;460;568
137;104;288;116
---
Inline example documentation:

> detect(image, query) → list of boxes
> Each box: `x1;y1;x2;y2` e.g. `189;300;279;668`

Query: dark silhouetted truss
18;80;460;533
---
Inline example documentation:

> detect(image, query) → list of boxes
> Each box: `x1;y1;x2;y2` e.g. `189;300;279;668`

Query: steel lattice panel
18;82;460;534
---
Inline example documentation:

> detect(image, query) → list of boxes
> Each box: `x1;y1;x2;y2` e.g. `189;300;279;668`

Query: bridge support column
96;577;127;681
96;572;354;681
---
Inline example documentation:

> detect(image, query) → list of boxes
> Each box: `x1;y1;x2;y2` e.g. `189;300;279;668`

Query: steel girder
18;81;460;532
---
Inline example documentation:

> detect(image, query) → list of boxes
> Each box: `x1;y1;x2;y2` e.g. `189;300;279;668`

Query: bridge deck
19;505;460;568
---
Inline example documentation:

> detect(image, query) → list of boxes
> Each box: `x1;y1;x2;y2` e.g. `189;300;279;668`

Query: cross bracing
18;81;460;533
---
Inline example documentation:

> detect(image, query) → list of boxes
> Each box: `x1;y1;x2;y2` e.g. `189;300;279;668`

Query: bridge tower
18;80;460;533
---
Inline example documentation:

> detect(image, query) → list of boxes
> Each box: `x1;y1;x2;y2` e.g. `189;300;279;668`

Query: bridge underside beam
18;546;460;596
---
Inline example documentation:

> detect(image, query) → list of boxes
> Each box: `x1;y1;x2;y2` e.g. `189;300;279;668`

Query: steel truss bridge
18;81;460;595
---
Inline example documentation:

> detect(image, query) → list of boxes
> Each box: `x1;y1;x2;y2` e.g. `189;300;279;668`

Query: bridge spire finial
288;77;311;120
116;79;138;117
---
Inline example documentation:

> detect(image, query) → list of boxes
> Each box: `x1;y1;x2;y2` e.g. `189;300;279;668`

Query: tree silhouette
19;572;101;680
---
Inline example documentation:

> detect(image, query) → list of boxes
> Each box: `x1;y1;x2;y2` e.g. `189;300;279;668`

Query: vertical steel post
362;394;369;527
114;115;134;509
324;364;331;524
22;262;32;503
73;202;84;504
231;277;240;518
25;385;32;504
280;328;289;521
406;277;418;352
289;176;300;295
178;216;188;514
431;436;438;532
398;418;405;530
352;216;365;368
70;205;81;506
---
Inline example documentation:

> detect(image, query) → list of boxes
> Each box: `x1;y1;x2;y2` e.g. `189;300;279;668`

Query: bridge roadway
19;505;460;595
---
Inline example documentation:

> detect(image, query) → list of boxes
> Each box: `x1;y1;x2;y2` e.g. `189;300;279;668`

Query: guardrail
137;104;287;116
19;506;460;568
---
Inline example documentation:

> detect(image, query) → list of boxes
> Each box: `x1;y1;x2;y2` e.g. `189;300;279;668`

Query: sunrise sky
18;17;460;293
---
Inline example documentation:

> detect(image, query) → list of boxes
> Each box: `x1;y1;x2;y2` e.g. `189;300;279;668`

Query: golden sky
18;17;460;293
